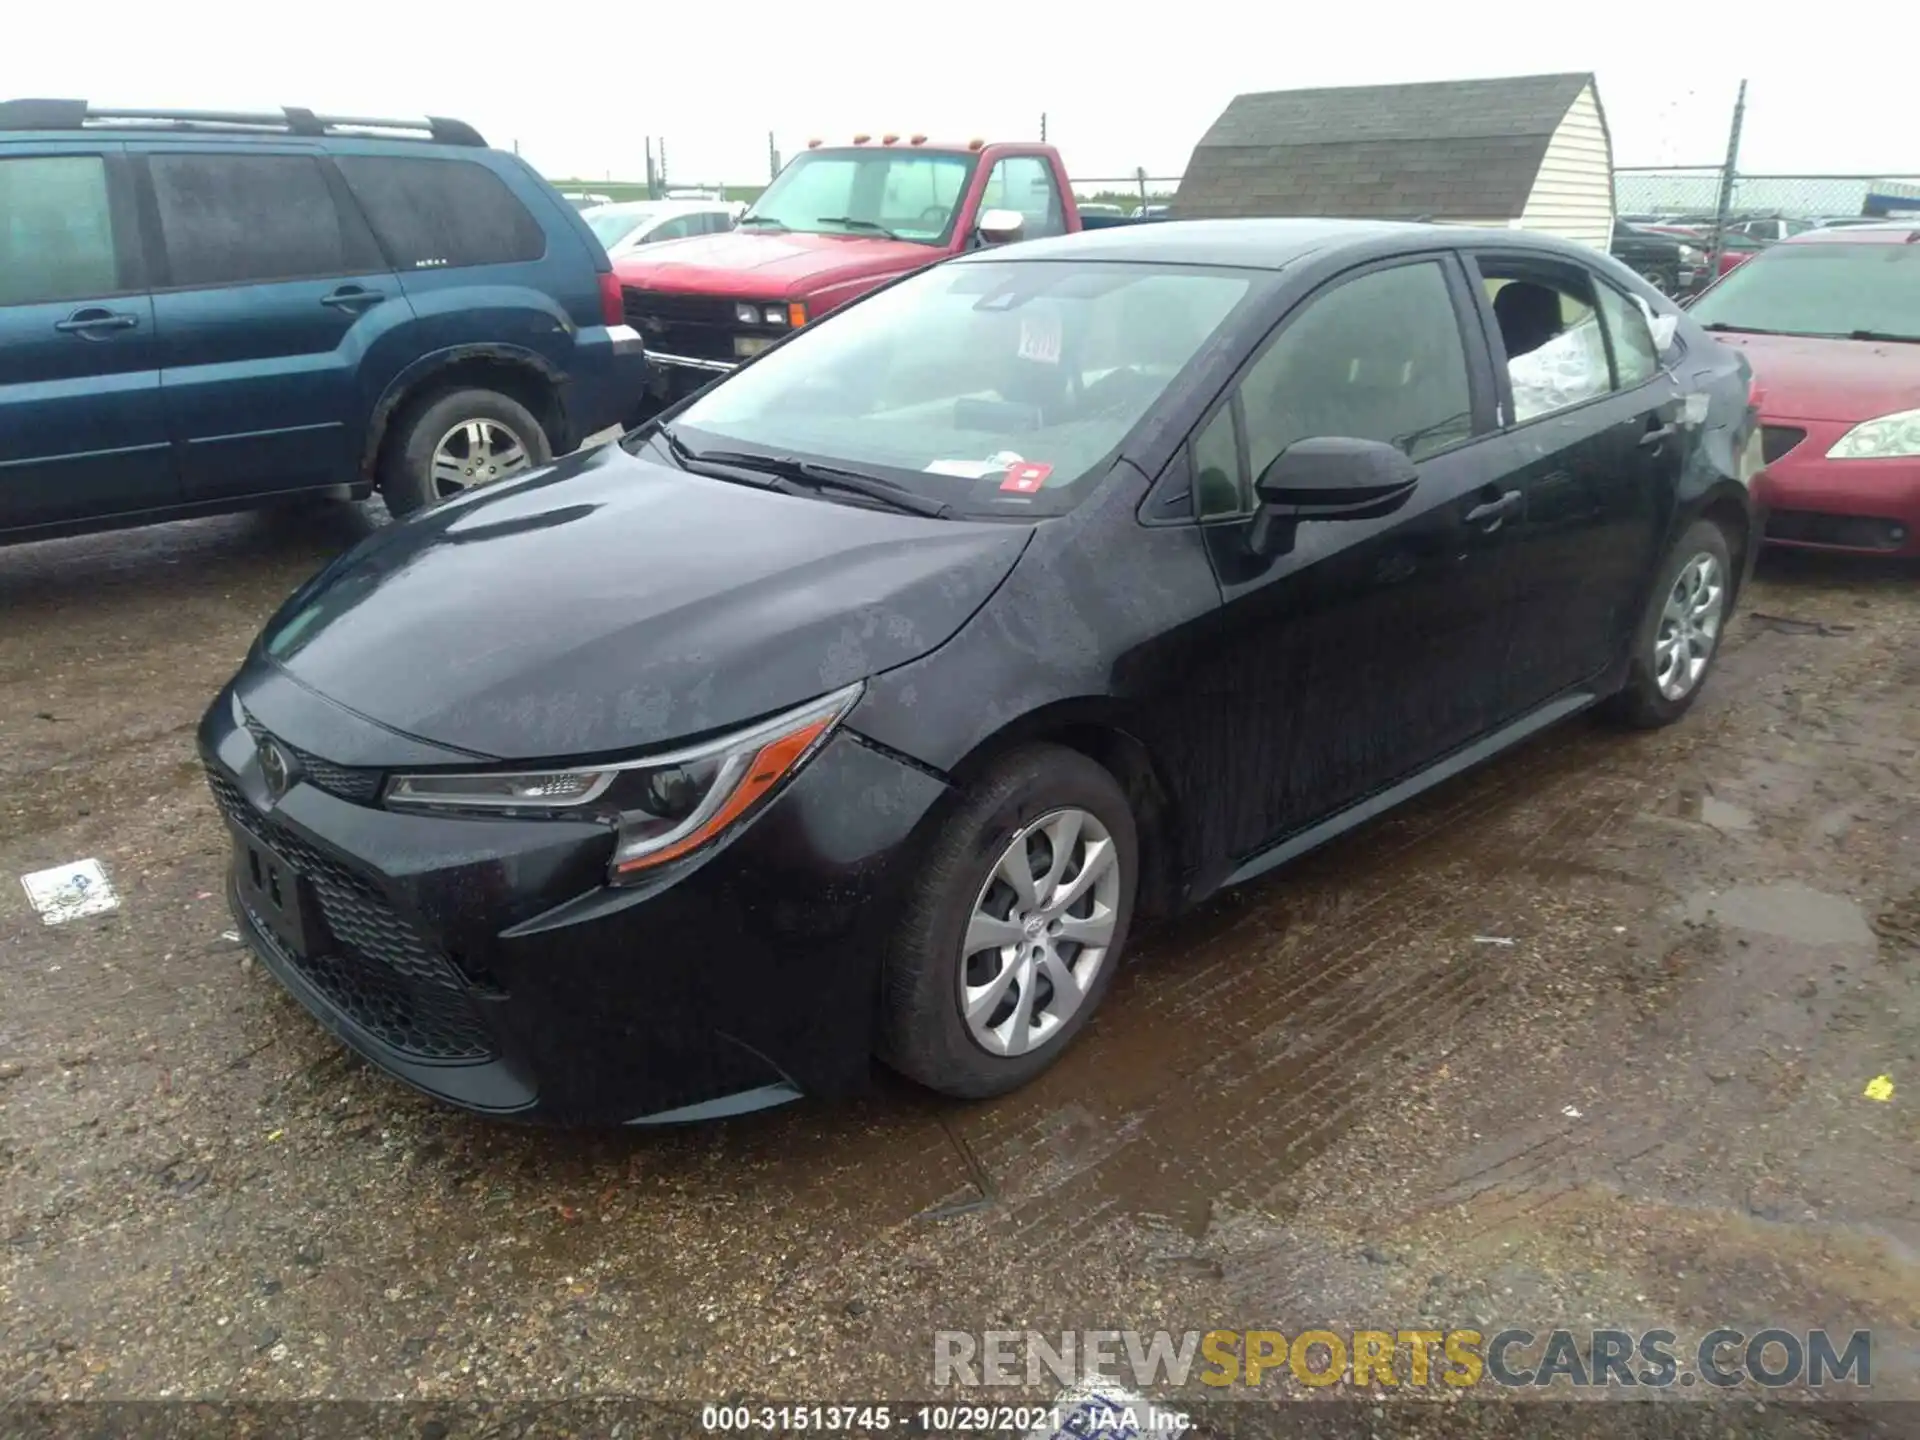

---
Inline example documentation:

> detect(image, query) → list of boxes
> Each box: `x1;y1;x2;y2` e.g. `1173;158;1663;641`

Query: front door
136;146;402;502
1186;254;1521;860
1463;253;1679;712
0;145;173;531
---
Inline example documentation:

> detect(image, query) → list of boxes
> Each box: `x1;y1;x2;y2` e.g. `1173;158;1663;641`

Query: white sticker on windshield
1018;312;1062;364
924;459;1004;478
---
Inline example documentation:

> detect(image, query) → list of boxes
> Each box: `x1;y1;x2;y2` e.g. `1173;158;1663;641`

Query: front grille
622;286;741;363
241;716;381;805
1761;425;1808;465
1765;509;1910;551
207;768;496;1062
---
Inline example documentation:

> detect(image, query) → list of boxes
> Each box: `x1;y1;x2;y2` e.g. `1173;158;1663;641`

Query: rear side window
1594;280;1661;388
149;153;379;287
336;156;547;269
0;155;122;305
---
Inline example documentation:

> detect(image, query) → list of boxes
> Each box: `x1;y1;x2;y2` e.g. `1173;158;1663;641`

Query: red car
1689;223;1920;555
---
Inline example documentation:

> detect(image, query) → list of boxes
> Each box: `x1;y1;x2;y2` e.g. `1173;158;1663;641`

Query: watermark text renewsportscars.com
934;1327;1872;1391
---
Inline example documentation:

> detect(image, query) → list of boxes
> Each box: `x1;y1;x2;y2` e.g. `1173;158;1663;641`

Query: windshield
1689;241;1920;339
585;208;655;246
742;148;977;245
665;259;1258;518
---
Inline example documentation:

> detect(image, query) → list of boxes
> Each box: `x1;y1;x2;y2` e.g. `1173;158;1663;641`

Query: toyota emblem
258;740;294;802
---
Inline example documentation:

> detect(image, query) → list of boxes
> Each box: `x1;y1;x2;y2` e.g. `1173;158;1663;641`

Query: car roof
961;217;1605;271
1783;222;1920;246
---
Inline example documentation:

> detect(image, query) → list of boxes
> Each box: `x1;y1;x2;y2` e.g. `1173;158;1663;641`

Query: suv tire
381;387;552;517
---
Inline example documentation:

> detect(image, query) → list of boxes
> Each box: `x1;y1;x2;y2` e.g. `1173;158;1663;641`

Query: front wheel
1602;517;1734;729
879;745;1139;1098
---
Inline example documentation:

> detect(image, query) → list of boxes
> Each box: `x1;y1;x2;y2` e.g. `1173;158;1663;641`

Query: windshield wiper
1699;322;1776;335
1848;329;1920;344
816;216;902;240
737;215;788;230
692;449;950;517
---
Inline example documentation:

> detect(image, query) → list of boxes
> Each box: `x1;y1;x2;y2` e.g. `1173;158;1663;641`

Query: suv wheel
878;745;1139;1098
381;387;551;517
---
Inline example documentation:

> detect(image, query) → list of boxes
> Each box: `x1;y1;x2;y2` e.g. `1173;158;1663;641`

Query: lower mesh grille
207;768;496;1063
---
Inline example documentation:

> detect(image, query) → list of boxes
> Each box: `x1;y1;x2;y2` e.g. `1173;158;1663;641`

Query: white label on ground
21;859;119;925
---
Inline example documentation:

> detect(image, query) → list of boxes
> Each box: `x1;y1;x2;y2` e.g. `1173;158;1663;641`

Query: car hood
612;229;936;300
1715;331;1920;422
257;444;1031;761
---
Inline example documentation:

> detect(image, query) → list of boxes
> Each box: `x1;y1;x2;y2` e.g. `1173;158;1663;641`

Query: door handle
54;308;139;336
320;286;383;311
1464;489;1522;527
1640;422;1678;448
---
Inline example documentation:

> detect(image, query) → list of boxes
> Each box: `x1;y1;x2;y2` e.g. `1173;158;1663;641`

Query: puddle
1662;783;1754;832
1683;882;1877;947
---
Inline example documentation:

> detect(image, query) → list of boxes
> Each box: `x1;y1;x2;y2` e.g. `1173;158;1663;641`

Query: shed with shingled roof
1174;73;1615;251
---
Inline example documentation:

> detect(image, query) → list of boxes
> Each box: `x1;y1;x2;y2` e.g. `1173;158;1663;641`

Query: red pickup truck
614;137;1127;417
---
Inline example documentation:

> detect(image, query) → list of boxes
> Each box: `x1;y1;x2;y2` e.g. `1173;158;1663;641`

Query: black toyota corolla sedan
200;219;1761;1125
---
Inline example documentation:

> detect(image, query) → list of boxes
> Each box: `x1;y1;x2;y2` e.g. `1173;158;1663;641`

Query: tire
1601;517;1735;729
379;387;552;518
878;744;1140;1098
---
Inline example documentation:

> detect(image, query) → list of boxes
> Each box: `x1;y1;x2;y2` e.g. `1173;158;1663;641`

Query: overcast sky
7;2;1911;187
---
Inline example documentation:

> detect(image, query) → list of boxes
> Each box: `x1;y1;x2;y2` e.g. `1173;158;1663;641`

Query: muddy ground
1;502;1916;1433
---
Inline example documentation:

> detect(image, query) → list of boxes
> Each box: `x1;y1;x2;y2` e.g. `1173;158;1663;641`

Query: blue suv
0;100;647;542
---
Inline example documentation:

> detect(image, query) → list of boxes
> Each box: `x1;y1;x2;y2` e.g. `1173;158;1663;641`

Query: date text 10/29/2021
700;1402;1191;1434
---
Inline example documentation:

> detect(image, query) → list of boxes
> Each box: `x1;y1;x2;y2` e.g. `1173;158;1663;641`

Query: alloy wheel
1654;551;1725;701
430;419;533;498
960;808;1122;1058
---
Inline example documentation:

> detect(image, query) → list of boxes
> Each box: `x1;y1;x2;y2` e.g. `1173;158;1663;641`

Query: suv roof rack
0;98;486;148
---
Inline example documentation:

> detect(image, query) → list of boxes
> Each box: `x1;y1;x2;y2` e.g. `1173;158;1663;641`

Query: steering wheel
915;205;951;230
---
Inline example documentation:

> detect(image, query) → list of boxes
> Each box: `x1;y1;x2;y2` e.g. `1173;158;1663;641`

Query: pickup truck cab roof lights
806;135;947;149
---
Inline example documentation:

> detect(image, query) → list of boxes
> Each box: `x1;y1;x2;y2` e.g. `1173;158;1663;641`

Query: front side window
666;259;1257;518
1480;265;1611;423
586;206;656;247
648;215;703;243
0;155;120;306
150;153;373;288
335;155;546;270
1687;241;1920;341
981;156;1065;240
741;148;976;245
1226;261;1473;510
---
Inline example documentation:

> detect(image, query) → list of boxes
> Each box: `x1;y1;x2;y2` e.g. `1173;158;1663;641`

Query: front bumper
1754;417;1920;556
198;680;949;1125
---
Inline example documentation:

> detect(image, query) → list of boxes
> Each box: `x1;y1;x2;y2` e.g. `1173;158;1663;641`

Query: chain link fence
1614;168;1920;223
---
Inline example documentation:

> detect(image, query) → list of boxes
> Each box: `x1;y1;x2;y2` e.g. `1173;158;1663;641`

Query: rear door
135;145;404;501
0;144;173;530
1461;251;1680;713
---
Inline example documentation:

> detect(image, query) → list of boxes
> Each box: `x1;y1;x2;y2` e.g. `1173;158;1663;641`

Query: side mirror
976;208;1025;246
1248;437;1419;555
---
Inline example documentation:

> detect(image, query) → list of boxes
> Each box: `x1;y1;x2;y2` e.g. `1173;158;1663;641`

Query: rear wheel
879;745;1139;1098
1602;517;1734;728
380;387;551;518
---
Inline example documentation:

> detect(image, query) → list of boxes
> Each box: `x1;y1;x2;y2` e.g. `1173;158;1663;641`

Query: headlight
383;683;862;883
734;302;760;326
763;304;785;325
1826;407;1920;460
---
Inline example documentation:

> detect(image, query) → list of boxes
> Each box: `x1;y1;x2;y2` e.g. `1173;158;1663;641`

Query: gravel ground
1;504;1916;1437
